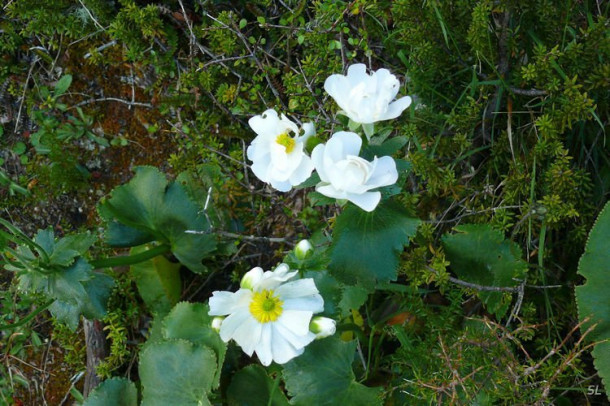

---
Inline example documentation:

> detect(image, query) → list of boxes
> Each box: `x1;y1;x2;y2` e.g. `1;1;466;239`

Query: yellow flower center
276;133;296;153
250;290;283;323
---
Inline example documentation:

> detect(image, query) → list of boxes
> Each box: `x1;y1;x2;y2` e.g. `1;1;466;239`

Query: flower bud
309;316;336;339
294;239;313;260
211;317;224;332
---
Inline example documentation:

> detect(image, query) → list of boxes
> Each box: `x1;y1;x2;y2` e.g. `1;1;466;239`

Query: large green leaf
442;224;527;318
83;377;137;406
98;166;216;273
161;302;226;389
576;201;610;400
329;200;420;285
130;245;181;315
227;365;290;406
282;337;383;406
140;339;216;406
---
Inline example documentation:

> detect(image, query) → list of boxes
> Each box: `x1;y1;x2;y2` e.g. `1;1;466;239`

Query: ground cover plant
0;0;609;405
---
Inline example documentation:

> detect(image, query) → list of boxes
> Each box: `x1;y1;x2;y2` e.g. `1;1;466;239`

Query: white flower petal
380;96;412;121
233;316;262;356
277;310;313;336
248;109;281;136
218;309;251;342
288;155;314;186
269;326;304;365
209;289;251;316
274;321;316;350
269;179;293;192
366;156;399;189
283;296;325;313
326;132;361;161
346;64;369;87
312;144;329;182
345;191;381;212
255;324;273;366
276;279;319;299
316;182;347;200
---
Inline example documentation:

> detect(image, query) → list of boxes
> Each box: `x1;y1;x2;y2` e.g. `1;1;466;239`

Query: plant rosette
247;109;315;192
324;63;412;125
208;263;334;366
312;131;398;212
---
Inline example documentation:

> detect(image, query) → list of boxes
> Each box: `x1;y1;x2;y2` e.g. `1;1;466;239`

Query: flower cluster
246;64;411;212
209;263;335;366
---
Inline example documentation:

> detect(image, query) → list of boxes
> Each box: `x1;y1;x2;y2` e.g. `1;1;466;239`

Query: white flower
294;239;313;260
247;109;315;192
312;131;398;212
208;263;331;366
324;64;412;124
309;317;336;339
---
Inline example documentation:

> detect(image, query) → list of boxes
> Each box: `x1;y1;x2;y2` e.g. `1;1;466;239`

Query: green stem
90;244;171;269
0;300;54;331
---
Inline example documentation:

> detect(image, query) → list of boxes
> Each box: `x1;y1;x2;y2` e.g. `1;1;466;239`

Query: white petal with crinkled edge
276;278;319;298
277;310;313;336
254;264;298;291
273;321;316;350
209;289;252;316
344;191;381;212
230;315;262;356
255;324;273;366
269;327;304;365
380;96;412;121
366;156;398;189
288;156;314;187
218;308;251;343
283;296;325;313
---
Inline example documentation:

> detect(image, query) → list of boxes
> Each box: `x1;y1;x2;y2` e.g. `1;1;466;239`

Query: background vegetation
0;0;608;404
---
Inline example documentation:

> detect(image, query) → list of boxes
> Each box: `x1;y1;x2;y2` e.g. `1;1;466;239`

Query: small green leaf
283;337;383;406
50;232;97;267
339;285;369;317
362;123;375;140
363;136;407;158
131;245;181;315
239;18;247;29
442;224;527;317
257;16;266;24
227;365;290;406
330;200;420;285
576;201;610;400
53;74;72;97
297;35;305;45
83;378;137;406
12;142;26;155
162;302;226;389
140;339;216;406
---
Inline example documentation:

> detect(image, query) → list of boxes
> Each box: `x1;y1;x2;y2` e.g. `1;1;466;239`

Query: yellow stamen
250;290;283;323
276;133;296;153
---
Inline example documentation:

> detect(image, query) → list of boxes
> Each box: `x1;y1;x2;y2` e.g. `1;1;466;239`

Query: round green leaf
83;378;137;406
576;201;610;401
227;365;289;406
140;339;216;406
330;201;420;285
162;302;227;389
283;337;383;406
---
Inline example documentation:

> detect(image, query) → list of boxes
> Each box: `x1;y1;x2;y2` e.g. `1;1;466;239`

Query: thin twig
185;229;292;245
71;97;153;109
